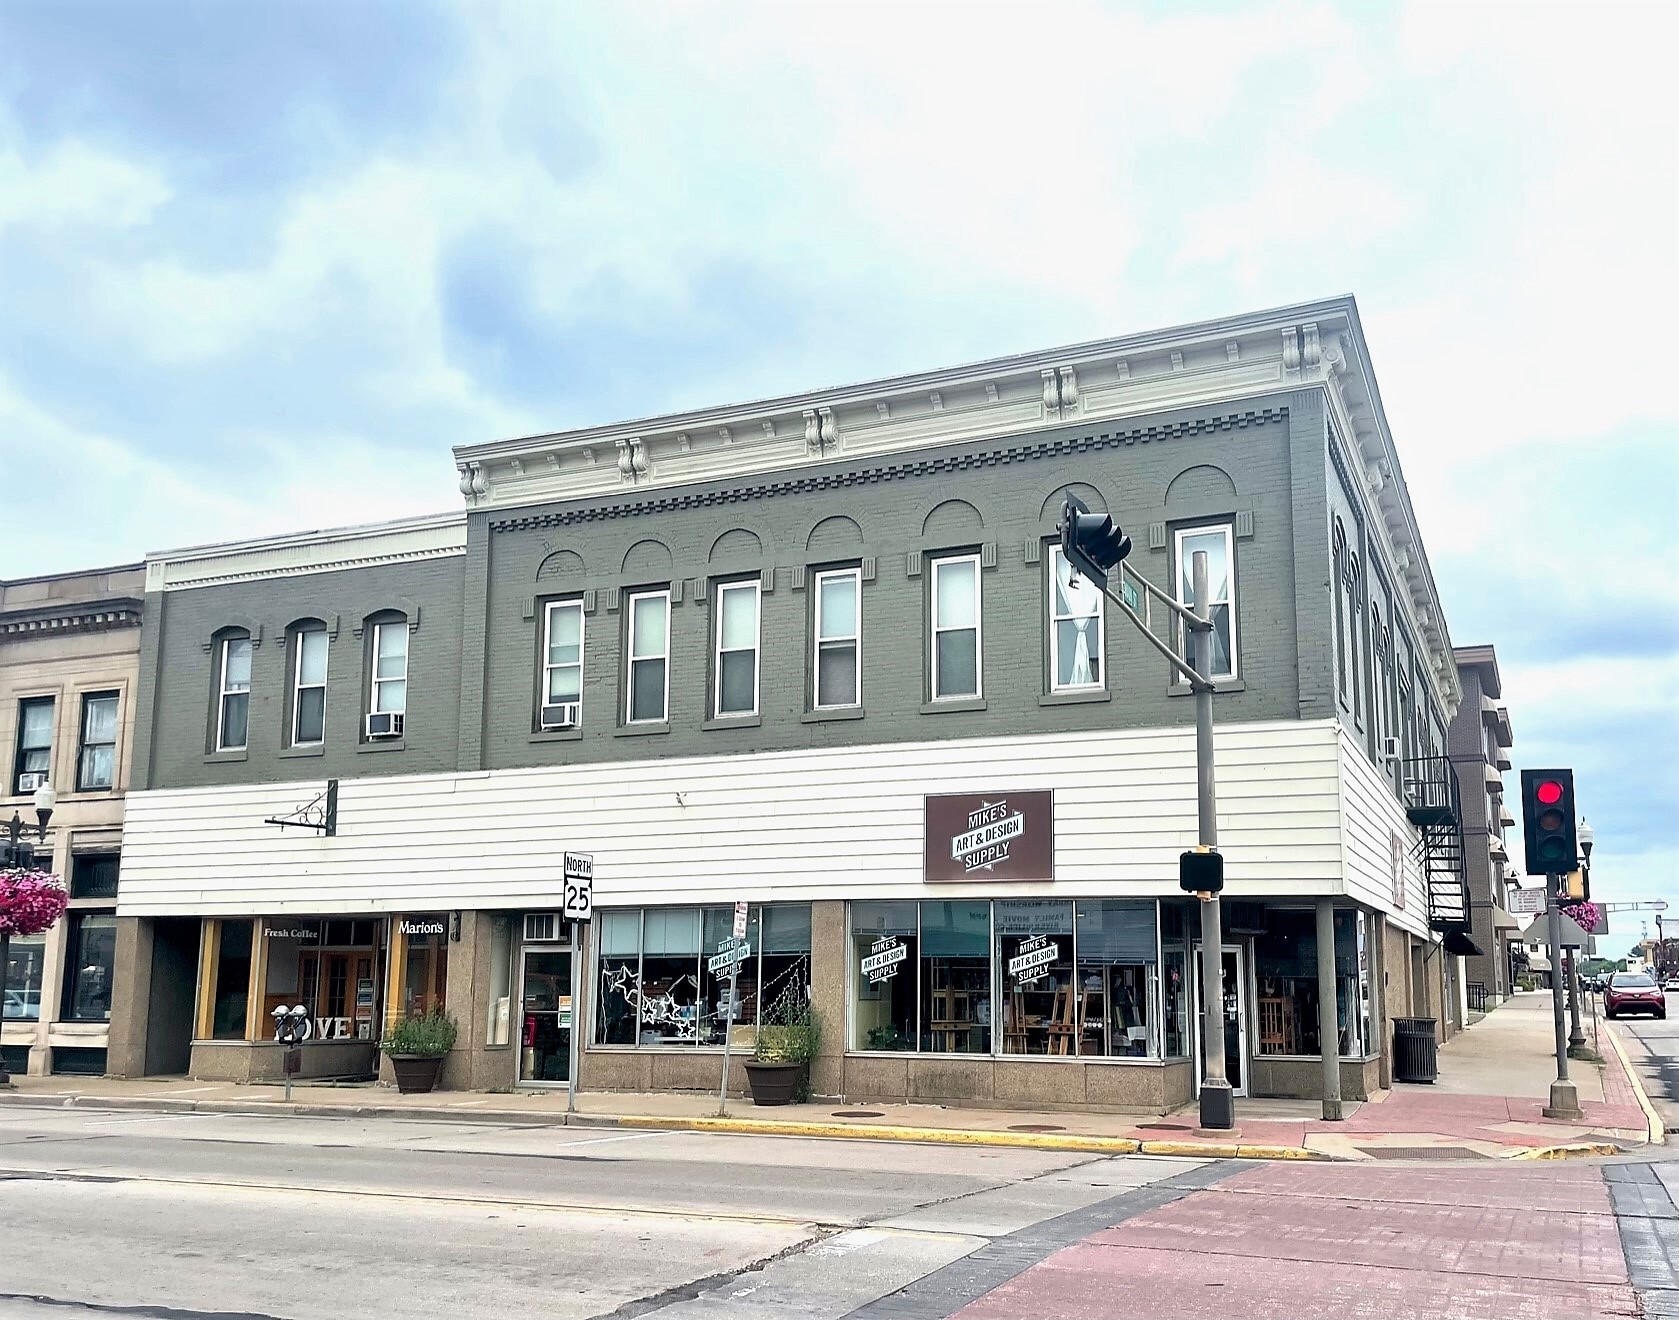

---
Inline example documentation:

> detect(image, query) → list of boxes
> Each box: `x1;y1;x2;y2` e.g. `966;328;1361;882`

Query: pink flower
1559;899;1601;935
0;868;69;937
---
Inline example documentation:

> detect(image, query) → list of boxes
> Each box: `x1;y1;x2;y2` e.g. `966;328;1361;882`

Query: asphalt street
1617;995;1679;1134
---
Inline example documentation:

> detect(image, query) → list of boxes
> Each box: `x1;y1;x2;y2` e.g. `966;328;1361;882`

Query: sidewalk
0;993;1656;1162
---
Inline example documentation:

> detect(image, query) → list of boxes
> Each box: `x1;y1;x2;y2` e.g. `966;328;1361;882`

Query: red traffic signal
1520;769;1577;877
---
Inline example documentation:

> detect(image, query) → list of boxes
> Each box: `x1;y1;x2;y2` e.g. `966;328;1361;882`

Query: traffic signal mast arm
1104;561;1217;694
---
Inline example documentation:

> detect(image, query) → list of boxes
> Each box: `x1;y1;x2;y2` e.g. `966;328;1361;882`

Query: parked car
1605;972;1667;1019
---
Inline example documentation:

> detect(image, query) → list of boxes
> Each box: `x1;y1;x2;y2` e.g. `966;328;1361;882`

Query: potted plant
746;986;820;1106
380;1009;458;1094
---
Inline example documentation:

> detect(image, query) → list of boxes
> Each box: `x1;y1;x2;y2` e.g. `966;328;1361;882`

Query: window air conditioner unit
1381;737;1402;763
540;702;581;731
365;712;404;739
16;771;46;793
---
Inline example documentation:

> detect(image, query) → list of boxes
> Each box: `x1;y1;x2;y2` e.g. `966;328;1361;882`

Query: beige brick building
1;564;143;1076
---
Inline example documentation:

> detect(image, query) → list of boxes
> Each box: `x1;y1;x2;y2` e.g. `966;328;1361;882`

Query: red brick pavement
952;1163;1639;1320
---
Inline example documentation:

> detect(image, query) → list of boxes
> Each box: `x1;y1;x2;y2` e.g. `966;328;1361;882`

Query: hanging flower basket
0;867;68;938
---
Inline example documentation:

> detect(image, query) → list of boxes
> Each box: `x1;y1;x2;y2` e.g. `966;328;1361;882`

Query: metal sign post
709;926;751;1117
562;852;594;1115
1542;872;1582;1120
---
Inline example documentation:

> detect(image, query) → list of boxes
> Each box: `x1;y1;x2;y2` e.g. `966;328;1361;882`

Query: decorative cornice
0;599;143;637
489;408;1287;534
146;512;466;594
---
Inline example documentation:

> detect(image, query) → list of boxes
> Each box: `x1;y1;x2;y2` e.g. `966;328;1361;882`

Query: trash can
1392;1017;1439;1084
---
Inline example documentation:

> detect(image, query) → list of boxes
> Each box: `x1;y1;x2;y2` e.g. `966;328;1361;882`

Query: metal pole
1542;873;1581;1119
717;965;736;1118
1315;898;1343;1121
0;930;11;1087
567;921;581;1115
1566;944;1586;1053
1191;550;1234;1131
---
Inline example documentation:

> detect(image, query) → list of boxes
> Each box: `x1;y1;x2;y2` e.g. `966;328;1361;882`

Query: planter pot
388;1053;446;1095
745;1060;805;1106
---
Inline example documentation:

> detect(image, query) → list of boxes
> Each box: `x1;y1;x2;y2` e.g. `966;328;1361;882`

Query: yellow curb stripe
1601;1019;1665;1145
613;1115;1143;1154
1511;1142;1622;1161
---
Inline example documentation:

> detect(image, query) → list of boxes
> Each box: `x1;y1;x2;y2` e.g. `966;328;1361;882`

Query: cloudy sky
2;1;1674;932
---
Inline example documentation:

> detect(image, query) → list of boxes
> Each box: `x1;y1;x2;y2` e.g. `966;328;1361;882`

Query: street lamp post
1566;820;1595;1055
0;784;57;1087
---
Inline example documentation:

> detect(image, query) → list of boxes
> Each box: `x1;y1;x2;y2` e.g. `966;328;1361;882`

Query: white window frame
291;626;328;747
542;599;584;711
812;568;862;710
216;636;250;752
1048;546;1104;692
370;621;409;716
713;579;761;718
76;691;119;791
625;589;671;725
929;553;983;701
1172;523;1238;681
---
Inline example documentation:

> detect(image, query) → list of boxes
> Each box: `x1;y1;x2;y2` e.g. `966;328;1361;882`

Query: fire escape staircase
1402;755;1479;953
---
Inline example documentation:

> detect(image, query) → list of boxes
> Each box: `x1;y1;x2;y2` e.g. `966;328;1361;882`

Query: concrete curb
1601;1018;1666;1145
1510;1141;1624;1161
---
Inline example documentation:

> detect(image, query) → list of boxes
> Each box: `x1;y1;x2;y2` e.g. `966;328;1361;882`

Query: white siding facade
117;717;1418;920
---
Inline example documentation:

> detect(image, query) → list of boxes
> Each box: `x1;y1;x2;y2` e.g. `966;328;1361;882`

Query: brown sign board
924;791;1054;882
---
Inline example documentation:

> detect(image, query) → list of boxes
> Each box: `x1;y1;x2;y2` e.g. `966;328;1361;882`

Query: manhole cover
1007;1124;1067;1133
1137;1122;1193;1131
1363;1146;1486;1160
831;1110;884;1119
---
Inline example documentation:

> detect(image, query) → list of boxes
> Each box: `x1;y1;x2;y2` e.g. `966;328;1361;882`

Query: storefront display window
62;913;117;1022
486;915;513;1047
851;900;917;1052
1252;907;1368;1059
1336;910;1371;1056
594;904;812;1049
1074;901;1157;1058
209;919;253;1039
5;933;45;1020
997;900;1074;1056
396;914;448;1020
1161;902;1191;1058
920;900;990;1054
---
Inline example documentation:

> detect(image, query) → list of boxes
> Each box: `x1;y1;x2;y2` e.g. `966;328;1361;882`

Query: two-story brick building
108;297;1472;1110
2;564;144;1078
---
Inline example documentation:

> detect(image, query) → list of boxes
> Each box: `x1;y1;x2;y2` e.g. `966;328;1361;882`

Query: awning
1492;905;1521;931
1528;955;1553;974
1444;929;1484;957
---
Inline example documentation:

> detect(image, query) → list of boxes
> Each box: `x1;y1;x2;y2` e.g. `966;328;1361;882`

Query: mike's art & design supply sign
861;935;908;983
924;791;1053;883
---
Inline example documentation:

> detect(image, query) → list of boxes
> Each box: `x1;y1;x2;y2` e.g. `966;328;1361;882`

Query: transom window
370;622;408;716
714;580;760;718
625;590;670;724
930;554;981;700
216;637;251;752
543;600;584;709
813;568;861;709
13;697;53;793
1174;524;1237;680
291;626;328;746
76;691;119;791
1049;547;1104;690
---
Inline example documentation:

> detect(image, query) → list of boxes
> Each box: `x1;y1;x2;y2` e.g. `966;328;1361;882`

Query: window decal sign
924;791;1053;883
861;935;908;983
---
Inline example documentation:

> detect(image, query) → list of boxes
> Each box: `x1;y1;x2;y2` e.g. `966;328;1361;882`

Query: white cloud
0;139;171;230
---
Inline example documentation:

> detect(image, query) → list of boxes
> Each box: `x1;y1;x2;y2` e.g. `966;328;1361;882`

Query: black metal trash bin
1392;1016;1439;1084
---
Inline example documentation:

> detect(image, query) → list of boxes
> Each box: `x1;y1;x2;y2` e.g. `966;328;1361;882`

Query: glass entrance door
1192;945;1249;1097
518;948;573;1086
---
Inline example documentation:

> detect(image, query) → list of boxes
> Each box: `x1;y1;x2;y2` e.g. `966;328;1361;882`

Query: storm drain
1362;1146;1487;1160
1007;1124;1067;1133
1136;1122;1194;1131
830;1110;885;1119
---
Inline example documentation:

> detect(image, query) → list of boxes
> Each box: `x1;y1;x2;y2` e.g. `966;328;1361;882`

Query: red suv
1605;972;1667;1020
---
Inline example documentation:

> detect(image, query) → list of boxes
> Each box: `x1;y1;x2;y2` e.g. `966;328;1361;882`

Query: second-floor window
930;554;982;701
13;697;53;794
291;626;328;746
216;636;251;752
813;568;860;708
714;579;760;718
370;622;408;716
1049;547;1104;690
543;600;583;714
1174;524;1237;680
76;691;119;792
626;589;670;724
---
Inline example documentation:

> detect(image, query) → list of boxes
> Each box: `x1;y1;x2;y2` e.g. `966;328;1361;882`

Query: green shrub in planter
380;1009;458;1058
753;984;821;1101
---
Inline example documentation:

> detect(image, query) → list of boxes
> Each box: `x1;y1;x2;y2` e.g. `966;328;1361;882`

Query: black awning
1444;929;1484;957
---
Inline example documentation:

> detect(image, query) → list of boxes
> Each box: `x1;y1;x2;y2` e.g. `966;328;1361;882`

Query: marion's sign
924;791;1053;883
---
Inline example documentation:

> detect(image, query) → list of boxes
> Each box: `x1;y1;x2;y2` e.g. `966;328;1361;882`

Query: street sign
1008;935;1059;982
708;937;751;975
1510;888;1547;916
562;851;594;922
861;936;908;983
732;900;749;941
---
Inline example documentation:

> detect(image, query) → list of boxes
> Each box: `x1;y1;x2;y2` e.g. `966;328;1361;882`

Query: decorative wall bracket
265;779;338;837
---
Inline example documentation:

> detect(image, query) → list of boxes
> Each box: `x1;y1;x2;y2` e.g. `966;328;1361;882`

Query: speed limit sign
562;852;594;922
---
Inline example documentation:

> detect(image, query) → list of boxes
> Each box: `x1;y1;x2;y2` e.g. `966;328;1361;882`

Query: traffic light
1179;845;1224;894
1059;494;1131;592
1520;769;1577;878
